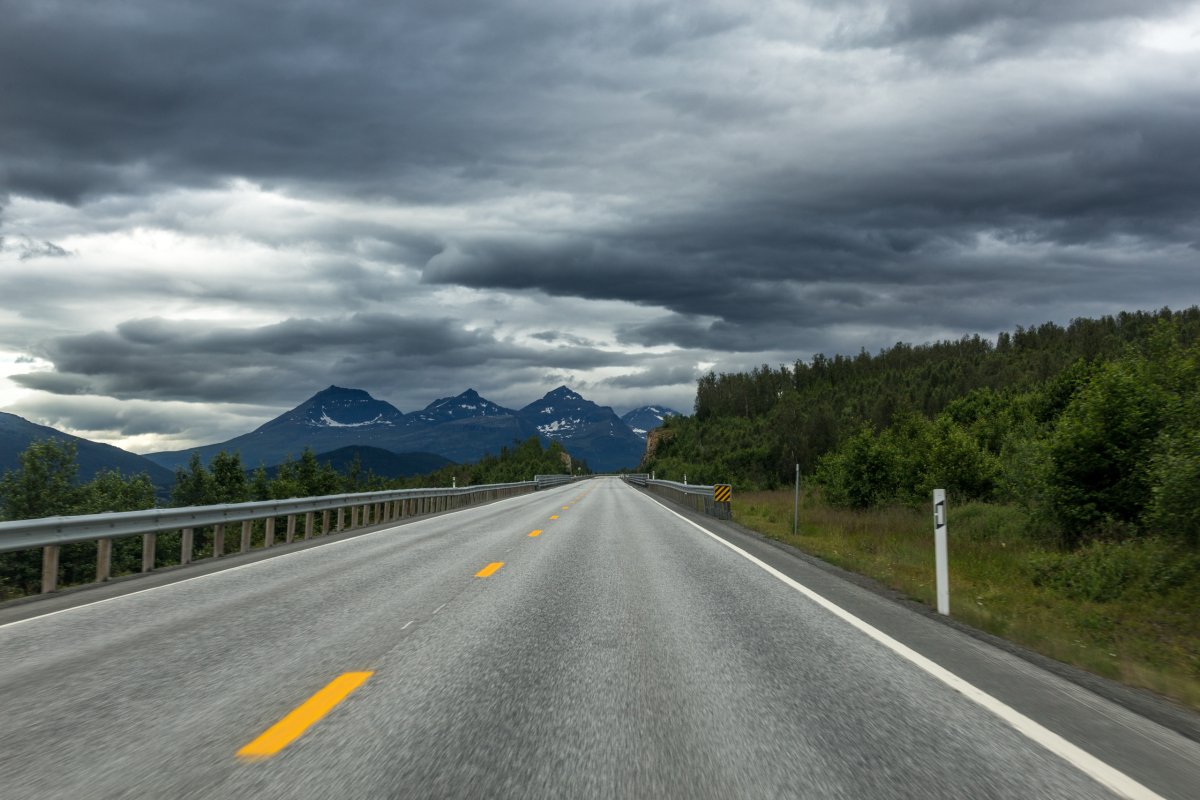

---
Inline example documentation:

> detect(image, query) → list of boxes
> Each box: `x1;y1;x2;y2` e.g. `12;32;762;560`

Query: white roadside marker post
933;488;949;615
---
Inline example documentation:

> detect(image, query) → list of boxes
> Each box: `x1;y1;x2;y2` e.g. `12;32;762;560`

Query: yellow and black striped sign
714;484;732;503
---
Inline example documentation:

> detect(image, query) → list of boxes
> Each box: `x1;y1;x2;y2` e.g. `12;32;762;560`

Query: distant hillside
646;306;1200;488
0;412;175;489
302;446;452;479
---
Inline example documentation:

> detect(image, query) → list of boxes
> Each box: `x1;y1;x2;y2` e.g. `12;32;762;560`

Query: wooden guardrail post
213;523;225;557
321;510;330;535
304;512;314;540
142;532;156;572
240;520;252;553
337;508;345;532
181;528;193;564
265;517;276;548
286;514;296;544
96;537;112;582
41;545;59;593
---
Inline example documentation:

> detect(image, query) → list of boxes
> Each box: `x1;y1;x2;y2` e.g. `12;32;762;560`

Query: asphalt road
1;478;1197;799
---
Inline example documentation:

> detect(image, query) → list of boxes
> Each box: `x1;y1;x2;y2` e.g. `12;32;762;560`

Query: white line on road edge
635;489;1164;800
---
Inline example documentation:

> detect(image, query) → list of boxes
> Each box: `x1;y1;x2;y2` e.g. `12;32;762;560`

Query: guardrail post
265;517;276;548
142;532;156;572
41;545;59;593
96;537;112;582
321;510;330;535
181;528;193;564
240;520;252;553
337;508;345;532
213;523;225;557
286;514;296;544
305;512;315;540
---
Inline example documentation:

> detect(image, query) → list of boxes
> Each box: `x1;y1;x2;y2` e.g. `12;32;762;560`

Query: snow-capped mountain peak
620;405;681;440
255;385;406;432
412;388;516;424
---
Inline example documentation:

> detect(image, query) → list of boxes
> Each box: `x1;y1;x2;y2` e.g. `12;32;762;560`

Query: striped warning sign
714;484;732;503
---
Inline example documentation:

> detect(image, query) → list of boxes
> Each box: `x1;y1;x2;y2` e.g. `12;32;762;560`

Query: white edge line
0;486;557;631
629;485;1164;800
401;620;414;630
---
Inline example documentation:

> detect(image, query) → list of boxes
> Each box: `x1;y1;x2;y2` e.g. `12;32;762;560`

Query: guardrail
624;476;732;520
533;474;577;489
0;481;536;595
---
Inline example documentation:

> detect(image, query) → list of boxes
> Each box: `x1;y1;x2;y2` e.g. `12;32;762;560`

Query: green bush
1046;359;1168;544
817;424;900;509
1030;538;1200;602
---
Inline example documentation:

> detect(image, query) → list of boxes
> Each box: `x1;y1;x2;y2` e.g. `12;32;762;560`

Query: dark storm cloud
605;361;701;390
12;313;637;409
831;0;1192;49
2;0;1199;445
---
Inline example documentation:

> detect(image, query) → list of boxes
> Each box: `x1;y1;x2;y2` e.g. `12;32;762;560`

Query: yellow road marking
528;529;543;537
562;505;570;510
476;561;504;577
549;515;559;520
237;672;373;761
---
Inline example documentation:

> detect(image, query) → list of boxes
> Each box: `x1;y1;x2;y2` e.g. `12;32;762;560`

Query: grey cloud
606;362;701;389
529;331;598;347
2;0;1199;448
825;0;1189;55
14;313;638;409
0;235;71;260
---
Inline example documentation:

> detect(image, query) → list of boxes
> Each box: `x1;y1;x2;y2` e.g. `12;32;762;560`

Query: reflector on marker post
933;489;949;615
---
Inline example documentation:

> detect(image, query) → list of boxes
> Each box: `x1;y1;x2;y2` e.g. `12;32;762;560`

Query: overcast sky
2;1;1199;453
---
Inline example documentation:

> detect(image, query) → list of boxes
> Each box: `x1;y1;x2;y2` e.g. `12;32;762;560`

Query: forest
646;307;1200;550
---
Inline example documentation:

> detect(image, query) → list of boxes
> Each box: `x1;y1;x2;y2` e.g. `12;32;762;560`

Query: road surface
1;478;1197;799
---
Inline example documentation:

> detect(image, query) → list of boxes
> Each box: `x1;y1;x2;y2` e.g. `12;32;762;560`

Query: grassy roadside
734;490;1200;711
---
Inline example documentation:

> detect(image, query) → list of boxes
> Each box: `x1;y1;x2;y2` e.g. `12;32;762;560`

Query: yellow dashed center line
237;671;373;761
528;529;543;537
562;506;570;510
476;561;504;578
549;515;559;520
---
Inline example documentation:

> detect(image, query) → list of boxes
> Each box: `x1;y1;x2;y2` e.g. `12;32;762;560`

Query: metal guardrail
533;474;577;489
623;476;732;520
0;481;536;594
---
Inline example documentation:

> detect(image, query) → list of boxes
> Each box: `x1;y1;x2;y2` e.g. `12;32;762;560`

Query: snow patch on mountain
316;411;391;428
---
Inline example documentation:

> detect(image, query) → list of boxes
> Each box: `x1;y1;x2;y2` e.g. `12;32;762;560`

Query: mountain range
143;386;672;473
0;387;677;484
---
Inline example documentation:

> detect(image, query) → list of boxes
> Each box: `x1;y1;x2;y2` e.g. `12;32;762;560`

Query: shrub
1030;538;1200;602
1046;359;1168;544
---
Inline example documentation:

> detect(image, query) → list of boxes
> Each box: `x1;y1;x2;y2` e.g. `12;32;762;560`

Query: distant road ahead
1;478;1197;799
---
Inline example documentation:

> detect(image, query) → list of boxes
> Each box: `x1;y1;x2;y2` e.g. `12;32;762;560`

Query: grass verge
734;490;1200;711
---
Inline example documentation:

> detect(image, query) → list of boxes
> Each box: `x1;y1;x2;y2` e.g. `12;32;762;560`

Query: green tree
1047;359;1168;544
209;451;248;503
0;439;79;520
172;453;213;507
